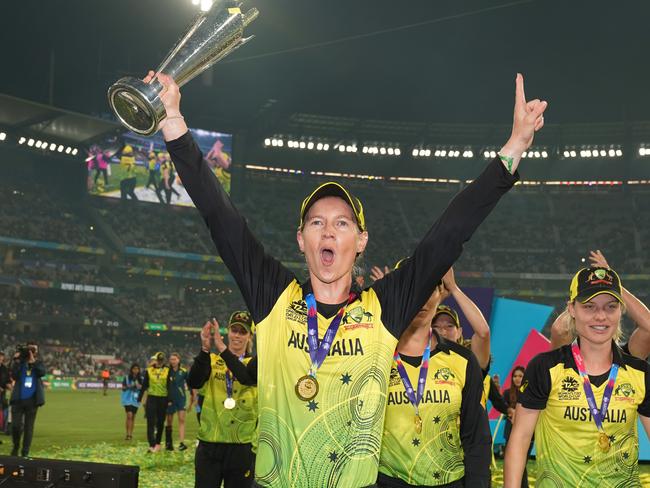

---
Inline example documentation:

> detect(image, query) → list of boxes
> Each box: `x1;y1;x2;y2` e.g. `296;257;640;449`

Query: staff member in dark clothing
189;311;257;488
10;343;45;457
151;69;546;487
138;352;171;453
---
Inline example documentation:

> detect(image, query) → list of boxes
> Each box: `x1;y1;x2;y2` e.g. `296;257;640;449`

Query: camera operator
10;342;45;457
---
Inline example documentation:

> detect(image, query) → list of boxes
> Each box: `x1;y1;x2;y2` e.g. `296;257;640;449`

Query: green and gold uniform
139;365;171;448
378;332;490;487
189;349;258;487
119;144;138;200
519;342;650;487
193;352;257;443
167;131;517;487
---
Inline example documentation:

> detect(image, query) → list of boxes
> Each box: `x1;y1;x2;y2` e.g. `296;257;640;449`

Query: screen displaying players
86;128;233;205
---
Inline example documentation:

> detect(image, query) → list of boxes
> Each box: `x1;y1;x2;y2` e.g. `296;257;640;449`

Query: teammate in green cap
189;311;257;487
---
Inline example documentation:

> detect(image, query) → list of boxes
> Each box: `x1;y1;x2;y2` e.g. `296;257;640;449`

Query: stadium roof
0;94;119;145
2;0;650;135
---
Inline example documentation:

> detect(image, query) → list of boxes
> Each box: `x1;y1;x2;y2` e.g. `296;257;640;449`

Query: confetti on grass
31;442;196;488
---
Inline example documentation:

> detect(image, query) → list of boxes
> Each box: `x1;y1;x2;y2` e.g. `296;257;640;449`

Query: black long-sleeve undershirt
166;131;517;340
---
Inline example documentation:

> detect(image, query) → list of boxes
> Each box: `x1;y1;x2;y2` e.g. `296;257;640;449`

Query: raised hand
142;70;187;140
370;265;390;282
200;321;212;352
589;250;610;269
212;318;227;353
499;73;548;173
441;267;458;294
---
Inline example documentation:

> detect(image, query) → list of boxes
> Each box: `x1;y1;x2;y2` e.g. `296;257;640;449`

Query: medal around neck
598;432;611;452
295;375;319;401
296;293;356;402
414;414;423;434
108;1;258;136
223;397;236;410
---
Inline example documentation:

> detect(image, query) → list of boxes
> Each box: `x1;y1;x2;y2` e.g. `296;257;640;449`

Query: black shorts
124;405;138;414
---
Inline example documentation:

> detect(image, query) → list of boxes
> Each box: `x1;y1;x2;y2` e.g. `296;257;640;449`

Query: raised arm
550;311;572;349
443;267;491;369
221;350;258;386
150;71;295;324
459;352;492;488
374;74;546;337
188;322;214;390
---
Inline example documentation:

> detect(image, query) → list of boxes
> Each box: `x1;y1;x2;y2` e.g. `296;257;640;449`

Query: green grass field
3;390;650;487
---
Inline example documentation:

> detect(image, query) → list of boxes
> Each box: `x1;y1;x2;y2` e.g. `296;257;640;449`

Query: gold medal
223;397;236;410
598;432;611;452
414;414;423;434
295;375;319;401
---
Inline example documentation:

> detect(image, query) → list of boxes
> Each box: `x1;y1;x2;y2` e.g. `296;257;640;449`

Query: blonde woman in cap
551;250;650;361
189;311;257;487
505;267;650;487
151;68;546;487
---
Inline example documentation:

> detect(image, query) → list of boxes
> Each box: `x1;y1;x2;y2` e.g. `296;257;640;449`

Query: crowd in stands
4;166;650;275
93;199;214;255
1;182;100;248
103;288;244;327
0;289;116;326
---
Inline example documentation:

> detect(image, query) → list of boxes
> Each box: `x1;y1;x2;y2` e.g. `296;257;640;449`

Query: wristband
498;153;515;174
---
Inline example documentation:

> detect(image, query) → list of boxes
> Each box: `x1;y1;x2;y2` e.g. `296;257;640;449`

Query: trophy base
108;77;165;137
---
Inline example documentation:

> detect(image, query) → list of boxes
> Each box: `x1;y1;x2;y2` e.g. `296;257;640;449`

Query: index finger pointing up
515;73;526;108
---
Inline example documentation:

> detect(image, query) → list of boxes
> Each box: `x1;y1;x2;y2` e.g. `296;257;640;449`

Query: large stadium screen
86;128;232;205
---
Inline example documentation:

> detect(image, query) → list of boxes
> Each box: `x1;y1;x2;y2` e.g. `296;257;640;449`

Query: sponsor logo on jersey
559;376;581;401
614;383;636;403
433;367;456;385
342;306;374;330
285;300;308;323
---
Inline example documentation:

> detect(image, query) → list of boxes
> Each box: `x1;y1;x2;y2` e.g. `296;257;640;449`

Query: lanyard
305;292;356;377
570;340;619;435
225;353;246;399
393;328;433;417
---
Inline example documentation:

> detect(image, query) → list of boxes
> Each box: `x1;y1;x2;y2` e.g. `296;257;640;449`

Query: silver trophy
108;1;259;136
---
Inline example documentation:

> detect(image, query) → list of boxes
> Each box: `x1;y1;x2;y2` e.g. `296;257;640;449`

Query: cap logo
586;269;613;286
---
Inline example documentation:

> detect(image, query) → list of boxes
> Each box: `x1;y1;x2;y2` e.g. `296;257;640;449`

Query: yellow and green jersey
120;145;136;176
167;131;518;487
519;343;650;487
255;283;396;486
195;352;257;444
143;365;170;398
378;333;490;486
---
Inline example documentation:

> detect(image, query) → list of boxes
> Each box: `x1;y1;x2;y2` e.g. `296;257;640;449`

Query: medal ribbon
570;340;619;436
393;328;433;416
225;353;246;399
305;292;357;377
